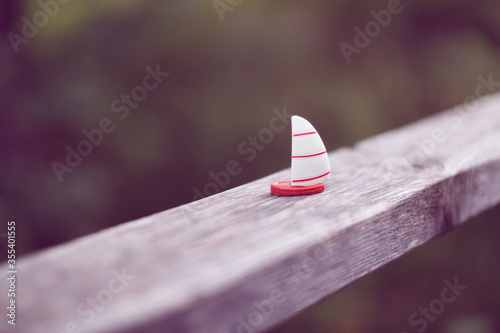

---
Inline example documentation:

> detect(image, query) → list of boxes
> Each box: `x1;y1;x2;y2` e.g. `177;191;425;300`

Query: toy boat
271;116;330;196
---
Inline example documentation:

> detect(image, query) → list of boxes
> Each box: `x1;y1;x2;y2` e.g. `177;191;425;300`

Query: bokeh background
1;0;499;332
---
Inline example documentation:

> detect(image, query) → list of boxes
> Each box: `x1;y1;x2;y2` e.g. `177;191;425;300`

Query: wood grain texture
2;93;500;333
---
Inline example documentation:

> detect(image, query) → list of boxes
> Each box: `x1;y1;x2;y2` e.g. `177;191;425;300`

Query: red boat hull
270;181;325;196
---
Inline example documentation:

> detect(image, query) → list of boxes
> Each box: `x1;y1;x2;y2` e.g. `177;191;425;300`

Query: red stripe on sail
293;131;316;137
293;171;331;183
292;151;327;158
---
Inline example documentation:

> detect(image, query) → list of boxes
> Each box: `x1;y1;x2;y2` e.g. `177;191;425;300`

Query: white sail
291;116;330;187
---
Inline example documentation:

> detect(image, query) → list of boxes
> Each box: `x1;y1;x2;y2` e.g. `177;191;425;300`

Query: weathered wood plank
2;93;500;333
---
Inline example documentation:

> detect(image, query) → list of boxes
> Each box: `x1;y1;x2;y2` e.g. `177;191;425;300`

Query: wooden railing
2;93;500;333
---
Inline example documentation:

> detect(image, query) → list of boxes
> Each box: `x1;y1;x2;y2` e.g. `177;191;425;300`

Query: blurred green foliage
1;0;499;332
